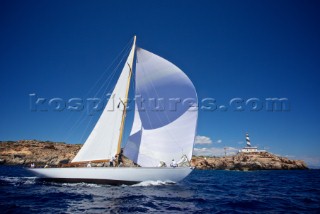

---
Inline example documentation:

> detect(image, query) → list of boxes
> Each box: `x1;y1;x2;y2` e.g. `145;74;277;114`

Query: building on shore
239;133;266;153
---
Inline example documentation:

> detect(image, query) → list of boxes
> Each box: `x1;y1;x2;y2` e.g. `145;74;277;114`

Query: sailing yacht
29;36;198;185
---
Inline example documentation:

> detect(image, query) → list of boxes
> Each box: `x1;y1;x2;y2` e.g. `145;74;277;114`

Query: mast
116;35;136;155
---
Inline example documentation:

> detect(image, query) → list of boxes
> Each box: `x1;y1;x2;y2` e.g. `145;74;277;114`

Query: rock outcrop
0;140;308;170
0;140;81;166
191;152;308;170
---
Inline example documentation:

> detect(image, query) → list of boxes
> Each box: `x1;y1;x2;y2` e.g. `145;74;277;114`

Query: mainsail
124;48;198;167
72;38;136;163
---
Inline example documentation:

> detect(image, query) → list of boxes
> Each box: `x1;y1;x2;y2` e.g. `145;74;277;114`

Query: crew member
170;159;178;168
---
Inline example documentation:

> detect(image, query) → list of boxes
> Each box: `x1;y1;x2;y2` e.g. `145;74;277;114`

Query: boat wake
132;180;176;187
0;176;177;188
60;182;103;188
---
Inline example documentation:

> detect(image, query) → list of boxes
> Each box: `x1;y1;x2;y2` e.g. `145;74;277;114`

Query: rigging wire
62;38;133;144
59;38;134;135
78;45;132;144
70;46;132;144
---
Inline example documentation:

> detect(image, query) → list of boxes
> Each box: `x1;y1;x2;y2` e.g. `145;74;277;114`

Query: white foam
60;182;102;187
0;176;36;185
132;180;176;187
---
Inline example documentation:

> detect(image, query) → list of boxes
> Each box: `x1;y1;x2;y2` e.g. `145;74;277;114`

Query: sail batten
124;48;198;167
72;39;136;163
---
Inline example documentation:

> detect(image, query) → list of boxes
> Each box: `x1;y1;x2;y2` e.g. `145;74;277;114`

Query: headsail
124;48;198;167
72;38;136;163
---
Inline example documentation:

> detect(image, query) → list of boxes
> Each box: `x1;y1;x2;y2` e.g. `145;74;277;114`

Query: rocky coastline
191;152;308;170
0;140;308;170
0;140;81;166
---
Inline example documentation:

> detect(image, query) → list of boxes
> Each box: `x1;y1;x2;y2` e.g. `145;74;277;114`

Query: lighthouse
246;133;251;147
239;133;265;153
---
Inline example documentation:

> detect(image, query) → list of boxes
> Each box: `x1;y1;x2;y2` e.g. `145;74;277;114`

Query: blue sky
1;0;319;167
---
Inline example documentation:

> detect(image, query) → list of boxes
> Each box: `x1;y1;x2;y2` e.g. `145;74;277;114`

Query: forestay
124;48;198;167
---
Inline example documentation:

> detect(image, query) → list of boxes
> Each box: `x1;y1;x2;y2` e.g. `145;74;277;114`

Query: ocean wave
1;166;319;213
0;176;37;185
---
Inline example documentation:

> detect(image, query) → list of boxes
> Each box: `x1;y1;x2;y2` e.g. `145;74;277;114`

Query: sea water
0;166;319;213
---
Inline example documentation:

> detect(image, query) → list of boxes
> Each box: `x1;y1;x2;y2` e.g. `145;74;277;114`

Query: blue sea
0;166;319;213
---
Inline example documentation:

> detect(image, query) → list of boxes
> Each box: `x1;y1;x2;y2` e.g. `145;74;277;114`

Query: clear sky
1;0;319;167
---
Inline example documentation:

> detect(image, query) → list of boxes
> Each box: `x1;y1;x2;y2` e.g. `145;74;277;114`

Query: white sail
124;48;198;167
72;39;136;162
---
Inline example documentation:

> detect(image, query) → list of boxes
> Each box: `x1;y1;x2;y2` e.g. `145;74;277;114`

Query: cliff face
0;140;308;170
191;152;308;170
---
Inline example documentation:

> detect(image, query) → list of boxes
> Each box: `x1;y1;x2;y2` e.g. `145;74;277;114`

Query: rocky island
0;140;308;170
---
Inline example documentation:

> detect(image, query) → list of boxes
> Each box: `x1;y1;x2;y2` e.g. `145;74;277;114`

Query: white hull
28;167;193;185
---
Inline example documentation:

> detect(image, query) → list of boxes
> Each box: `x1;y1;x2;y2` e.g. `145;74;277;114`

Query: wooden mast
116;35;136;155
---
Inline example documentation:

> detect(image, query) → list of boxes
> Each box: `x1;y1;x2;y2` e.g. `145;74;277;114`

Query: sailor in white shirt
170;159;178;168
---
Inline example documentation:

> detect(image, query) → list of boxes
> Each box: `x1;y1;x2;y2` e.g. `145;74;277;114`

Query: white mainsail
124;48;198;167
72;38;136;163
